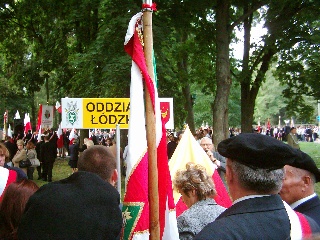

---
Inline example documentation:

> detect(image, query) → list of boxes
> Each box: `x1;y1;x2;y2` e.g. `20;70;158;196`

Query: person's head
203;128;209;135
290;127;297;134
200;137;214;152
16;140;24;150
86;140;94;148
217;133;299;201
0;179;39;236
0;143;10;166
77;145;117;185
280;150;320;205
106;138;113;146
5;136;11;142
44;135;50;142
173;162;216;208
26;141;35;150
226;159;285;196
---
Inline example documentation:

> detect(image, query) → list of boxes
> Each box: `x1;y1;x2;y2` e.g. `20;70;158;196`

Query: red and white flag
169;126;232;217
55;101;62;113
68;128;76;145
0;167;17;202
121;12;179;240
24;113;32;134
57;123;64;149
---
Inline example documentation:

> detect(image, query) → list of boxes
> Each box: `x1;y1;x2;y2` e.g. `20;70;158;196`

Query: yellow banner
61;97;173;129
82;98;130;129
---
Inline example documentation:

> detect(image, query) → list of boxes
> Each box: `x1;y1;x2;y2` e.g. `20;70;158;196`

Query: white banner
41;105;54;129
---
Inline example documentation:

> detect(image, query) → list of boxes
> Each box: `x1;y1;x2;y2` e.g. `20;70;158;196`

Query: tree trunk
182;85;195;134
213;0;231;146
241;46;276;132
240;5;254;133
178;31;195;133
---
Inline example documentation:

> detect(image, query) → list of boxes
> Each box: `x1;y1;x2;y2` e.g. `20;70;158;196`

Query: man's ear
303;175;312;186
111;169;118;186
226;159;233;183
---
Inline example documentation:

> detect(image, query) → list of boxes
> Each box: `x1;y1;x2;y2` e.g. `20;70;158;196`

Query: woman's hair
173;162;216;201
0;143;10;162
0;179;39;238
26;141;35;150
86;140;94;148
16;140;24;146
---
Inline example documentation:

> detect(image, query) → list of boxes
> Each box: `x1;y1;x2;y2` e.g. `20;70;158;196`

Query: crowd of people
1;125;320;239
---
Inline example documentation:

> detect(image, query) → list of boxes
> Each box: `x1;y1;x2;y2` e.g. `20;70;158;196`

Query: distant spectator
167;133;177;160
12;140;28;175
68;139;79;173
287;127;300;149
0;143;27;181
40;136;56;182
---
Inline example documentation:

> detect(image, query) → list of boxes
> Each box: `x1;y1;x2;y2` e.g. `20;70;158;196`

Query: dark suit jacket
294;195;320;226
195;195;320;240
40;141;56;162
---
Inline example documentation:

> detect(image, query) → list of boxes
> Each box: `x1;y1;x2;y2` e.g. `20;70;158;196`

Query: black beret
217;133;298;170
18;171;122;240
289;150;320;182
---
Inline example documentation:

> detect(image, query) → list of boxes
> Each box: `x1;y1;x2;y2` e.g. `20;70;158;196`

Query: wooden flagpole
142;1;160;239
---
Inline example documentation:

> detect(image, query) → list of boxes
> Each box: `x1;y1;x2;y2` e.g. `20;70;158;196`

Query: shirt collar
233;194;270;205
290;193;316;209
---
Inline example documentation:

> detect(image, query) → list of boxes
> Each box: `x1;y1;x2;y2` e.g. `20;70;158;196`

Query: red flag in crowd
57;123;64;149
55;101;62;113
24;113;32;134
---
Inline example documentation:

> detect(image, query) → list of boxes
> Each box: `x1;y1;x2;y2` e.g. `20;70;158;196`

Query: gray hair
229;159;284;194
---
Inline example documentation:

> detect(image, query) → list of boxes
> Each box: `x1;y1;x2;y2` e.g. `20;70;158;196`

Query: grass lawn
32;141;320;196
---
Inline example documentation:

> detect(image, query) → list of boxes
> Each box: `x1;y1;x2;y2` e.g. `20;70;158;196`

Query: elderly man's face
200;138;214;152
279;165;307;205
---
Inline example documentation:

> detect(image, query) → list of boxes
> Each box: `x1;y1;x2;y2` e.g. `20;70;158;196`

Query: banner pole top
142;1;157;12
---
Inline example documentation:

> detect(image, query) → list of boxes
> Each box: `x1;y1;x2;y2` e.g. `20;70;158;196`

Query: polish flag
55;101;62;113
24;113;32;134
57;123;64;149
68;128;76;145
0;167;17;202
122;12;179;240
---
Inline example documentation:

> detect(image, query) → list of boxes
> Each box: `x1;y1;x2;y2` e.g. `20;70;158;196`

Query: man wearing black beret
18;145;122;240
195;133;320;239
280;150;320;226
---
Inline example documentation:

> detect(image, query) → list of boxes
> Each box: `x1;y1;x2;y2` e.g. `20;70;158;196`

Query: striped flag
121;12;179;240
24;113;32;134
169;126;232;216
0;167;17;202
57;123;64;149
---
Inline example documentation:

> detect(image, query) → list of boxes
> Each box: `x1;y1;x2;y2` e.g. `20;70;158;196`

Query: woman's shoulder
180;199;226;221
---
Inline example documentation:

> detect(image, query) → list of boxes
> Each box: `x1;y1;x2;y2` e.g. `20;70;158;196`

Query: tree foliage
0;0;319;142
